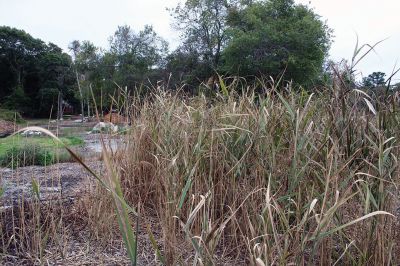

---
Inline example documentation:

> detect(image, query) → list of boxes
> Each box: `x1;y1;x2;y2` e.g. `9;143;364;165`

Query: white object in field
73;117;88;123
92;122;118;133
21;129;42;136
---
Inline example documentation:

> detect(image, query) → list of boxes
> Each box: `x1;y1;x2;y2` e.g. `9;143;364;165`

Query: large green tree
170;0;232;70
222;0;332;86
167;0;250;88
0;26;76;116
69;40;103;118
362;72;386;88
164;44;213;89
108;25;168;89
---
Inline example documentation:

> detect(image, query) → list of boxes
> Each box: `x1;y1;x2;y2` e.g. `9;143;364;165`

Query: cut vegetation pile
0;109;23;137
0;109;24;124
0;120;15;138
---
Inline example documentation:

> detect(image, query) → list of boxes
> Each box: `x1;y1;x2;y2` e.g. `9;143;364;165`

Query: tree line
0;0;392;118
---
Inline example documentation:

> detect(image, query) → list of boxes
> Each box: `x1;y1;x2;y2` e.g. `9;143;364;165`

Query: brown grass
1;67;399;265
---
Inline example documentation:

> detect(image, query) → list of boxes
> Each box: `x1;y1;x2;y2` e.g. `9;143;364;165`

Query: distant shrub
64;136;84;146
0;108;24;123
0;143;72;168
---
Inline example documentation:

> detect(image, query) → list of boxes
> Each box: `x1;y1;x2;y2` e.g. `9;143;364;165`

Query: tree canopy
362;71;386;88
0;26;75;116
1;0;338;117
108;25;168;88
170;0;230;69
222;0;332;86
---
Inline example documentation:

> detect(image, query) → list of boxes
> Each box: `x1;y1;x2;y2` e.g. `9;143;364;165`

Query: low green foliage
0;143;54;168
0;135;83;167
0;108;24;123
63;136;85;146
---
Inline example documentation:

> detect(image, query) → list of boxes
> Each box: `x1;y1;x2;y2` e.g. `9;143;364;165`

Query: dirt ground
0;120;16;138
0;161;103;209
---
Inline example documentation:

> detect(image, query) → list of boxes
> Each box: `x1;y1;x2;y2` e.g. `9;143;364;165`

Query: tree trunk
57;92;63;121
74;68;84;122
87;94;90;118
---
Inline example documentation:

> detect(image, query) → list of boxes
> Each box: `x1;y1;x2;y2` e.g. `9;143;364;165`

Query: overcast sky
1;0;399;82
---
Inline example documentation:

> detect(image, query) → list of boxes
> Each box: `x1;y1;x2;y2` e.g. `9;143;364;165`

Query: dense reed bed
1;72;399;265
112;75;399;264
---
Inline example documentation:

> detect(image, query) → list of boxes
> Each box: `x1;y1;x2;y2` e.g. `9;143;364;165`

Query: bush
0;108;24;123
64;136;85;146
0;144;55;168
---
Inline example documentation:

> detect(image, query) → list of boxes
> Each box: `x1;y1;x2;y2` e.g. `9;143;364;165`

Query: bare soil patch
0;161;103;209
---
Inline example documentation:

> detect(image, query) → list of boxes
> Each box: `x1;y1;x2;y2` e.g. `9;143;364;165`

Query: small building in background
62;100;74;114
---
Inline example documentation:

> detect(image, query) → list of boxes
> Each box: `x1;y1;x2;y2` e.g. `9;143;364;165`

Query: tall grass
109;72;398;264
1;65;399;264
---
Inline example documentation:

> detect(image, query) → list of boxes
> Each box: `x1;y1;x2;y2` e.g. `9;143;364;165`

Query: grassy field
0;135;83;157
0;135;84;168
